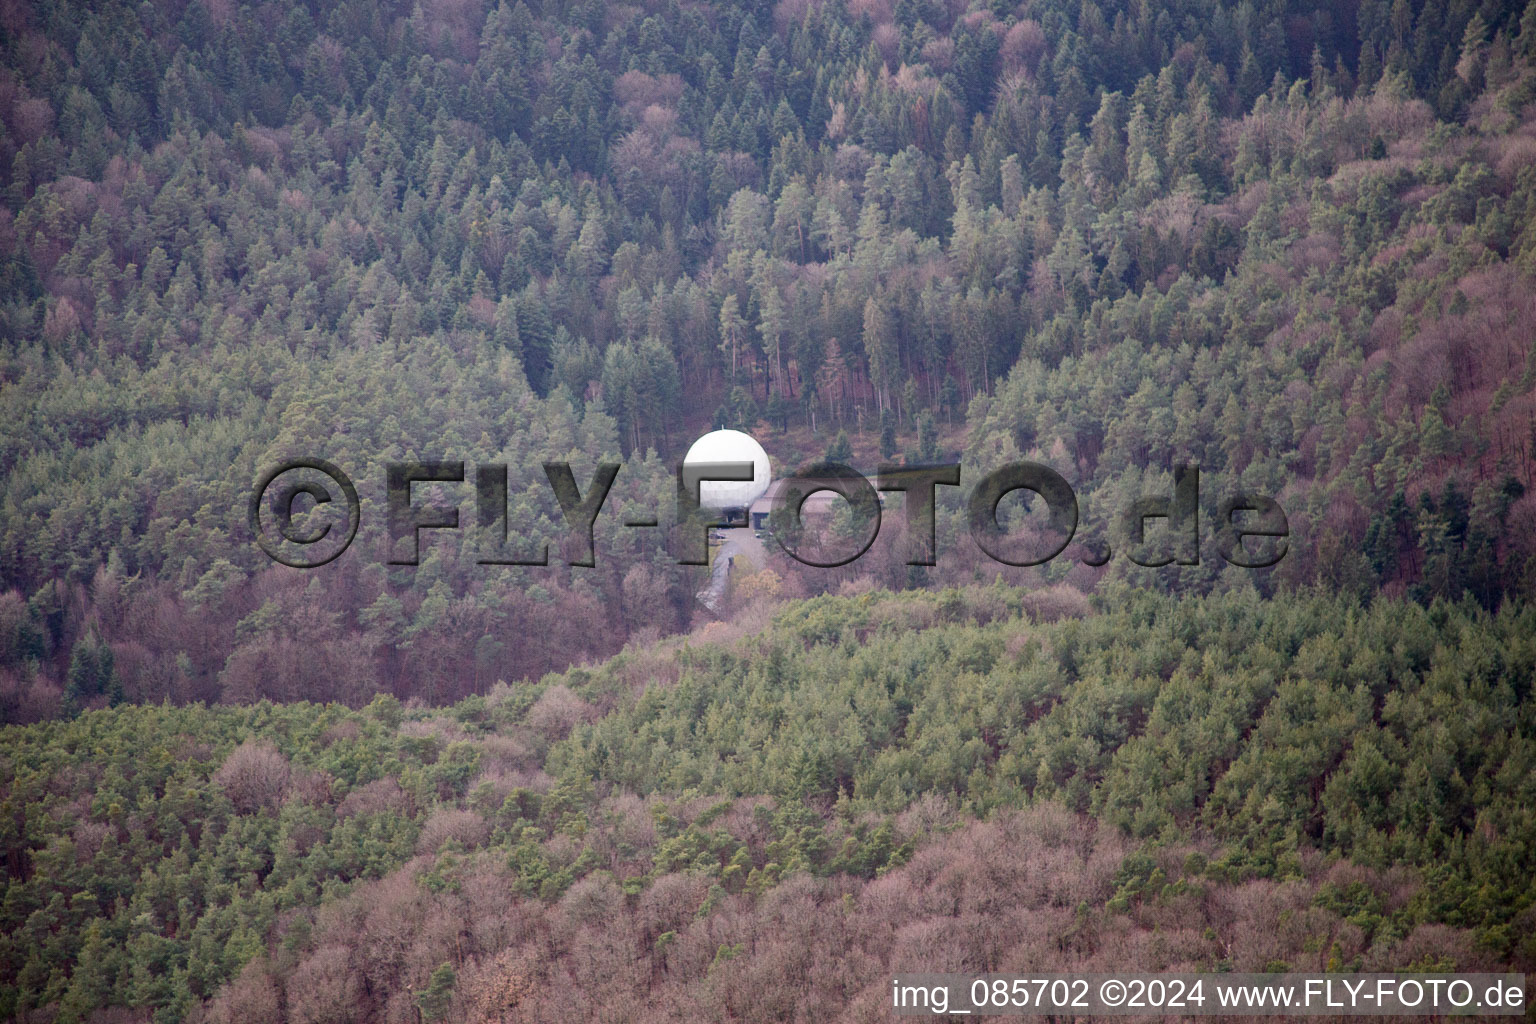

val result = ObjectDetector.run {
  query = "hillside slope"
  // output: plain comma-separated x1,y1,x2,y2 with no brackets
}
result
3,586,1532,1020
3,0,1536,718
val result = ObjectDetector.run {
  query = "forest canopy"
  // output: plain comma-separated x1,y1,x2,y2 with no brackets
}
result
2,0,1536,1019
2,587,1533,1020
3,0,1536,720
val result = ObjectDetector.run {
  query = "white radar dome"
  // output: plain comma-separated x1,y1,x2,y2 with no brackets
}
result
683,429,771,509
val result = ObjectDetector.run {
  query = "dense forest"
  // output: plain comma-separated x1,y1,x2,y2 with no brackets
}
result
2,0,1536,1017
2,0,1536,713
2,588,1533,1021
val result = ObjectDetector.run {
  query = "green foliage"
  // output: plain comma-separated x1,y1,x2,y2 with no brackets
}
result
825,430,854,464
415,962,456,1022
64,631,119,709
0,700,425,1019
4,0,1536,1014
0,0,1534,729
4,588,1532,1021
